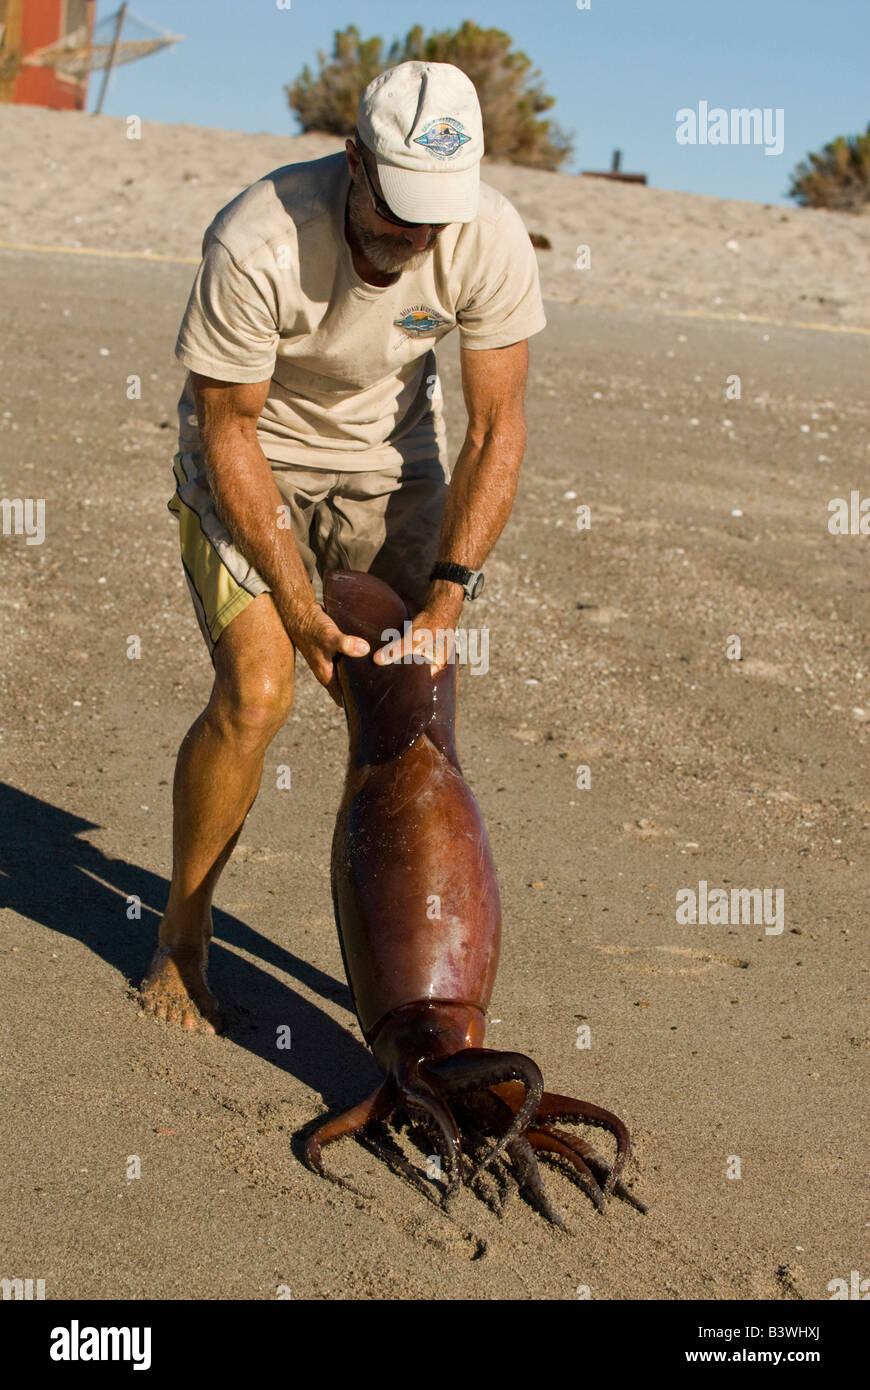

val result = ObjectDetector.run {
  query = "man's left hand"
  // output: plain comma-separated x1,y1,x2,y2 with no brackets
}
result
373,601,462,676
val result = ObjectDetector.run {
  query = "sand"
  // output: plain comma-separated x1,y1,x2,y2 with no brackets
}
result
0,105,867,1302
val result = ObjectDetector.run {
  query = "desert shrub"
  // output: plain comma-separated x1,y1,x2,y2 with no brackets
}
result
789,125,870,212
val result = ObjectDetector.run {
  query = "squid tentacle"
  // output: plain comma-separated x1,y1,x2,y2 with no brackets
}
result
392,1064,465,1196
495,1081,632,1196
356,1122,449,1208
525,1125,608,1211
304,1082,396,1196
422,1048,544,1177
460,1087,567,1228
532,1125,649,1213
503,1132,568,1229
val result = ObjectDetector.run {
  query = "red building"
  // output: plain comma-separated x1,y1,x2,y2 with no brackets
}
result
0,0,95,110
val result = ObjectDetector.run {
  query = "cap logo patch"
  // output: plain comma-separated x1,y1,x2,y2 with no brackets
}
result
413,116,471,158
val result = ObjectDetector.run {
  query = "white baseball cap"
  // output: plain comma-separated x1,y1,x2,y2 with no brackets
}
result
356,61,484,224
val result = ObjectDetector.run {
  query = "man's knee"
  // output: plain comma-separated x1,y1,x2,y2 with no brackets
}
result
209,607,295,750
210,659,295,749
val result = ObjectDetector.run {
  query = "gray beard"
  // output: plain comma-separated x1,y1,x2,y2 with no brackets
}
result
346,179,440,274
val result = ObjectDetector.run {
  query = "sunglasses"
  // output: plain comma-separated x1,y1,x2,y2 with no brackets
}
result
356,150,446,232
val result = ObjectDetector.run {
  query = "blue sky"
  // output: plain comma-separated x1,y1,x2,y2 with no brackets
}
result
89,0,869,205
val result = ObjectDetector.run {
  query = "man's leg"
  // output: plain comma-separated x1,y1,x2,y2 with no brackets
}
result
139,592,295,1032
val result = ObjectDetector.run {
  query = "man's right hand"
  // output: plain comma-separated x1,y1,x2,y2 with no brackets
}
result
286,601,369,706
189,374,370,706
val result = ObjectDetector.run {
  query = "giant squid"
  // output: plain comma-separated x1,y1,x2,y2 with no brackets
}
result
304,569,646,1227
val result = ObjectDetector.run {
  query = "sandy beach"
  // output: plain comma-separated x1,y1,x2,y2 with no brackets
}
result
0,105,867,1300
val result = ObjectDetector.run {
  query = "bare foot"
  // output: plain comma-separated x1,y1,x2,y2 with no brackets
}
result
139,945,221,1034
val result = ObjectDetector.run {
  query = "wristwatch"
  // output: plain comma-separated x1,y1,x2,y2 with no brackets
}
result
429,561,485,600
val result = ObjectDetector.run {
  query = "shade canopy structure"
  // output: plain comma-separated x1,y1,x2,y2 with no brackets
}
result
21,3,181,84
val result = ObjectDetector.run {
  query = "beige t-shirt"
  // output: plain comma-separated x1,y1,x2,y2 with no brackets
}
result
175,151,546,472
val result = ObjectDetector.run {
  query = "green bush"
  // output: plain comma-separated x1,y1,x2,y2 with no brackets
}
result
286,21,572,170
789,125,870,212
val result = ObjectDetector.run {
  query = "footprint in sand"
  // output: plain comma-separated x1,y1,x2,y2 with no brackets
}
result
233,844,289,864
594,943,750,976
622,818,676,841
735,657,789,683
577,604,629,625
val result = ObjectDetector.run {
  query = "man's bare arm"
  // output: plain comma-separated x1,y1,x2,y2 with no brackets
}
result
191,373,368,687
374,339,529,663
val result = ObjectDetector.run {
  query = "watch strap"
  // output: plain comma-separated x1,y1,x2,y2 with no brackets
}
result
430,561,475,587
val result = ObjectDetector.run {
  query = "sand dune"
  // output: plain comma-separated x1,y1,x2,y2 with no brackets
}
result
2,104,869,328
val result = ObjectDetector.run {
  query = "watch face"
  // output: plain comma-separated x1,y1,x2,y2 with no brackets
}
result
469,572,485,599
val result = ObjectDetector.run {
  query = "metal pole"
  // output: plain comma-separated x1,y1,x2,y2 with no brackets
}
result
93,1,126,116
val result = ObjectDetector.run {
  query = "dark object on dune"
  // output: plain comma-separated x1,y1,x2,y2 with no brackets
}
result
581,148,647,186
304,570,646,1226
529,231,552,249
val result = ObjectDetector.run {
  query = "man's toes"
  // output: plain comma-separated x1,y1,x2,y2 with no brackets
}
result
136,969,220,1033
198,1006,219,1035
177,1001,217,1034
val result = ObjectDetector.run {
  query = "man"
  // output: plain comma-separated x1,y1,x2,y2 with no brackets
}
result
140,60,546,1032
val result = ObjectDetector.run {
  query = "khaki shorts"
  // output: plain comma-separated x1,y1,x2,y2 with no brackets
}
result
168,450,450,658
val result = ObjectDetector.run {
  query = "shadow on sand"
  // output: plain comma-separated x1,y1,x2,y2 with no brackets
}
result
0,782,380,1116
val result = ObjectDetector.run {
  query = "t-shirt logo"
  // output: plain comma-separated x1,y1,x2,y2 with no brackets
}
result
394,305,449,334
413,117,471,158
